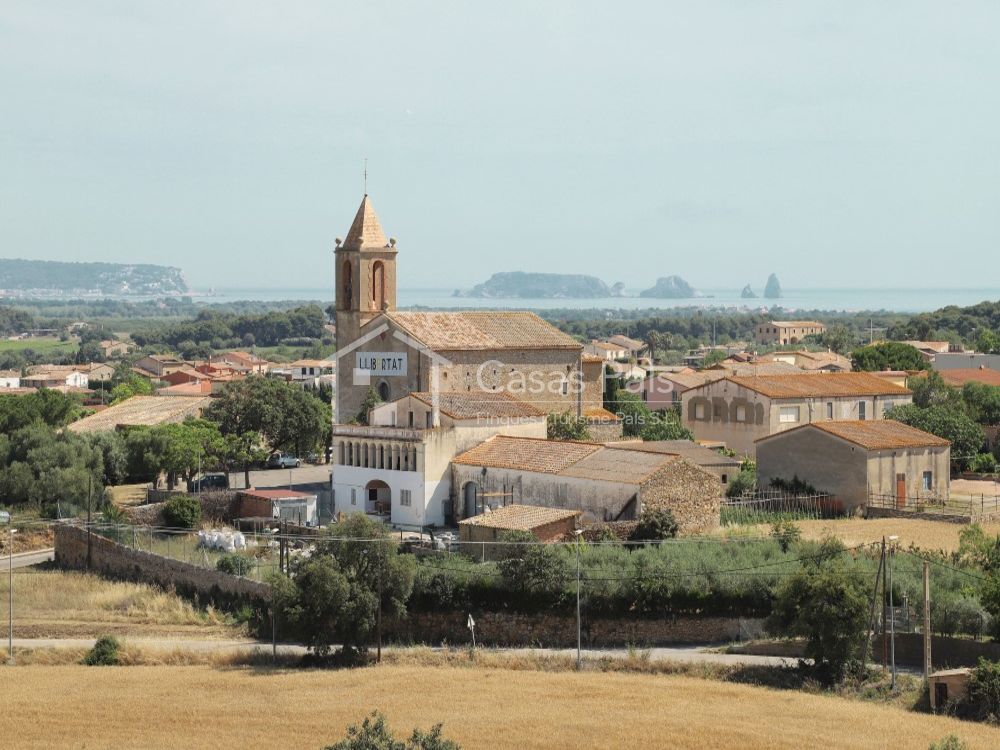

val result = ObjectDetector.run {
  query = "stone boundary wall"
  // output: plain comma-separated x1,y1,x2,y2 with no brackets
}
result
54,524,270,607
386,610,761,648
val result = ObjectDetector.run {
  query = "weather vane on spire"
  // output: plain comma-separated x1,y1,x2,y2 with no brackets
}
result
363,158,368,195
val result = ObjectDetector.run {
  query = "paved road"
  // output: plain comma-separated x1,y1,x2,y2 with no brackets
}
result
7,636,797,667
1,548,54,571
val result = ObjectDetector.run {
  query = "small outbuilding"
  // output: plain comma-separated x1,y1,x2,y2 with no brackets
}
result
239,489,318,526
458,504,580,545
756,420,950,511
929,668,971,711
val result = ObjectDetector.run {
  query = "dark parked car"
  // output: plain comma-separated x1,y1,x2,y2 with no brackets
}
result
187,473,229,492
267,453,301,469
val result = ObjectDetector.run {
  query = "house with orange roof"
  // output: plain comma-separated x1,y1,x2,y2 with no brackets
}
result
682,372,913,456
756,420,950,509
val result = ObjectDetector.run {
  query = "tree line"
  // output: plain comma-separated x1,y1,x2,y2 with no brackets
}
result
130,304,327,350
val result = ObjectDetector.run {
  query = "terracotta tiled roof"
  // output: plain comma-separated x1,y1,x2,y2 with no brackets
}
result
343,194,389,249
654,371,724,390
453,436,600,474
768,321,826,328
608,335,645,350
781,420,950,450
725,372,911,399
452,436,684,484
583,407,621,421
712,362,804,377
409,391,546,419
387,311,580,351
935,369,1000,388
606,439,742,467
68,395,212,433
458,504,580,531
582,354,605,364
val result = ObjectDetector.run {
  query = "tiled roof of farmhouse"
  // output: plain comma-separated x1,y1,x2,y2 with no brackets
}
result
458,504,580,531
386,311,580,351
343,194,389,249
768,420,950,451
769,321,825,328
68,395,212,433
452,435,684,484
726,372,911,399
409,391,546,419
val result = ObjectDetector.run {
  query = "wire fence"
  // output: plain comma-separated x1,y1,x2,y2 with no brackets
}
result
867,492,1000,519
721,491,843,525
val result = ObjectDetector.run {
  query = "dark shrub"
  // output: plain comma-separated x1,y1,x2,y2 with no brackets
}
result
83,635,121,666
630,508,678,542
163,495,201,529
216,553,255,577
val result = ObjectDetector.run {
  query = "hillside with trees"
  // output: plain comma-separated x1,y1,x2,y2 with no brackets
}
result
0,259,187,295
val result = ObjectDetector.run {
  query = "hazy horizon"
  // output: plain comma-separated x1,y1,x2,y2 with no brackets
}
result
2,2,997,291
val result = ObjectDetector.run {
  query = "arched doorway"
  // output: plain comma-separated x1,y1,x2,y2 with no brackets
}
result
462,481,480,519
377,380,390,402
365,479,391,516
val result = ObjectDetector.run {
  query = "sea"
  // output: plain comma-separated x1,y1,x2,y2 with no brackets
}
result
195,287,1000,314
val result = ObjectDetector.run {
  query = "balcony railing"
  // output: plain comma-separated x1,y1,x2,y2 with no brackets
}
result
332,424,423,441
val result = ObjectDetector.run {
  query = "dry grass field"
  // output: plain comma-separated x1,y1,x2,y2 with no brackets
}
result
0,568,240,638
737,517,1000,553
2,663,998,749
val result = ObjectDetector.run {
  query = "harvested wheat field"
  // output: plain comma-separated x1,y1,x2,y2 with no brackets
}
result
3,664,999,750
741,517,1000,553
0,568,239,639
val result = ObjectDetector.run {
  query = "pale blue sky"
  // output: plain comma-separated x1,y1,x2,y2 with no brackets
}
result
1,2,997,291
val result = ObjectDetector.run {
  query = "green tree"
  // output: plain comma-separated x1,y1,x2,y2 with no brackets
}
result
605,388,652,438
850,342,928,372
273,515,415,656
205,376,329,456
908,371,963,409
968,658,1000,721
975,329,1000,355
0,388,81,432
547,413,591,441
701,349,727,368
630,508,679,541
163,495,201,528
496,530,570,606
325,712,460,750
151,419,226,488
767,539,869,685
110,374,153,404
638,409,693,441
818,325,852,355
354,386,382,426
962,382,1000,426
886,403,984,466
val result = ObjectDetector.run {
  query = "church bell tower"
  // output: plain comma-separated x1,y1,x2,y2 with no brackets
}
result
334,194,398,350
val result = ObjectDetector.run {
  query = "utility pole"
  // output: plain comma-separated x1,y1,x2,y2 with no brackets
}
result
86,477,93,571
888,538,897,689
376,558,383,664
881,537,888,671
923,561,932,678
575,529,584,670
7,525,14,665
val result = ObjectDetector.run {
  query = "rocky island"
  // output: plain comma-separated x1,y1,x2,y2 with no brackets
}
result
456,272,614,299
638,275,699,299
764,273,783,299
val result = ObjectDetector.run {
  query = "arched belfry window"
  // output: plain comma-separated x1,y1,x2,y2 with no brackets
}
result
372,260,385,310
342,260,353,309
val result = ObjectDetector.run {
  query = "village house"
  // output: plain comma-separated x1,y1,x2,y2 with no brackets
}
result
22,365,89,389
584,340,629,362
0,369,20,388
754,321,827,346
238,488,318,526
451,435,722,533
754,350,851,372
99,339,131,358
756,420,950,511
682,372,913,456
332,391,548,528
134,354,189,379
209,351,271,374
639,370,722,411
607,334,646,359
85,362,116,383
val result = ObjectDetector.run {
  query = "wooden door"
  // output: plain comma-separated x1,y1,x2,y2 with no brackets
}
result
895,473,906,509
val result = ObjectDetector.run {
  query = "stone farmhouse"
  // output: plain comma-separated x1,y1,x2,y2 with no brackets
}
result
754,320,826,346
756,420,950,511
682,372,913,457
451,436,722,533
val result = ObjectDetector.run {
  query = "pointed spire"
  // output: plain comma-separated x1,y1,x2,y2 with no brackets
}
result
343,194,388,250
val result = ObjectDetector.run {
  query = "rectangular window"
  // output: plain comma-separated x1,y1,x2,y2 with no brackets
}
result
561,379,568,395
735,405,746,422
779,406,800,423
923,471,932,491
713,402,723,418
350,488,356,506
400,489,412,507
695,403,705,419
826,402,833,420
858,401,867,420
408,411,414,427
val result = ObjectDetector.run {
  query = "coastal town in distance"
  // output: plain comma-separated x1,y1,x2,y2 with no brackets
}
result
3,3,1000,749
